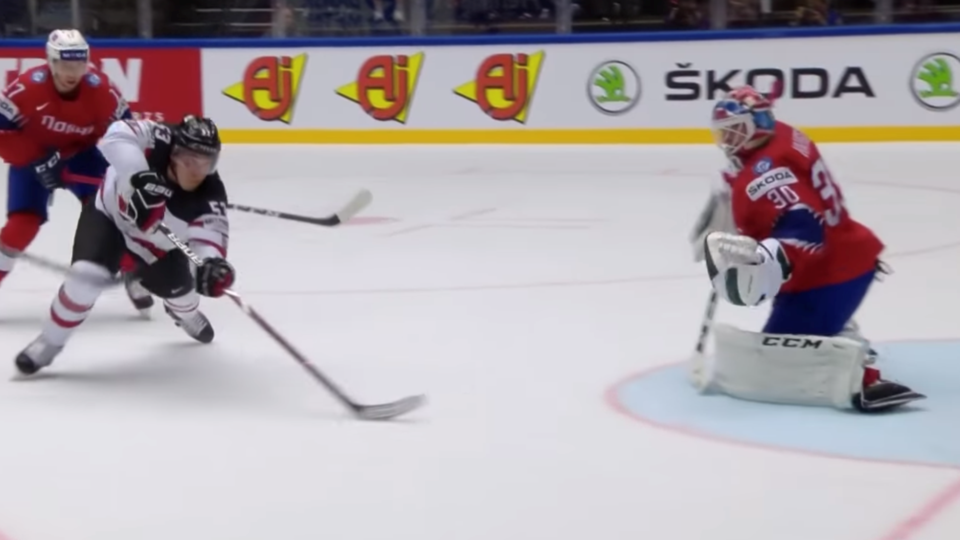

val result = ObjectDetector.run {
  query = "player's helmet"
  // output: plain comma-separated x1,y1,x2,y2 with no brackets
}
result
45,29,89,64
175,115,221,155
173,115,221,173
710,85,776,158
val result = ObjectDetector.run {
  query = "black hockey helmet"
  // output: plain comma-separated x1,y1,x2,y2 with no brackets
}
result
174,115,221,157
172,115,220,176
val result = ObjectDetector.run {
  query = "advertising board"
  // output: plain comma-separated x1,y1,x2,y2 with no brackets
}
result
1,28,958,143
0,47,202,124
199,33,960,143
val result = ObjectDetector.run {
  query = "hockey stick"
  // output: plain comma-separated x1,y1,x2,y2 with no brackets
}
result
225,191,372,227
694,290,718,356
156,222,425,421
63,172,373,228
688,290,718,390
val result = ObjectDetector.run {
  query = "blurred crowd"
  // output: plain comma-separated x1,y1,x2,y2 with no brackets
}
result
0,0,957,38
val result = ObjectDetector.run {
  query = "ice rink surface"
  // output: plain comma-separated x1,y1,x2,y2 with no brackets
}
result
0,142,958,540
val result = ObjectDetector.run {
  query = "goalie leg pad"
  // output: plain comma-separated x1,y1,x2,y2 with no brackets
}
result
696,324,868,409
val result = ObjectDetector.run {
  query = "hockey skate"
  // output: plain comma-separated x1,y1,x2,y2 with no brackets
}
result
853,367,925,412
164,304,214,344
124,273,154,318
15,336,63,376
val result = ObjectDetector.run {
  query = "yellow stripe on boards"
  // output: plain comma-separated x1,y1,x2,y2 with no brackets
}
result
218,126,960,144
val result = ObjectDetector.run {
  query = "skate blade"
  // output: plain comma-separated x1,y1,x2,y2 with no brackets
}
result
858,391,927,412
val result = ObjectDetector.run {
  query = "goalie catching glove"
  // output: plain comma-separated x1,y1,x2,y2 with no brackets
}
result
703,231,791,307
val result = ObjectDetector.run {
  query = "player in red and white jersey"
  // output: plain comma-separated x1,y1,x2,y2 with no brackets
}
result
0,29,131,293
688,85,923,413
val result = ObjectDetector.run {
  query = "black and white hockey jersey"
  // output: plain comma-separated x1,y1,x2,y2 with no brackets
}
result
94,119,229,264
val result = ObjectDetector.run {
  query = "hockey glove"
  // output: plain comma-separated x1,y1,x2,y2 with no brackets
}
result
196,257,235,297
32,151,64,190
704,232,790,307
122,171,173,233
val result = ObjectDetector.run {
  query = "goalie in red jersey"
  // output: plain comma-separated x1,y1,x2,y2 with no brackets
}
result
688,85,924,413
0,29,154,313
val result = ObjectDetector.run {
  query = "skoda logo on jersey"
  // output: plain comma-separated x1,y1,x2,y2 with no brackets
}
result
31,70,46,83
85,73,101,87
746,167,796,201
753,157,772,174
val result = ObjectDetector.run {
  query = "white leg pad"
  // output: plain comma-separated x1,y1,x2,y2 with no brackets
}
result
692,324,868,409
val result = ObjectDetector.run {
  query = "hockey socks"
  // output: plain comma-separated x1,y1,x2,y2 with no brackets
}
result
43,261,111,346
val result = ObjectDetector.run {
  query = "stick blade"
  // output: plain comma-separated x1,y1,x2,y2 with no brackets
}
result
336,189,373,223
355,394,426,421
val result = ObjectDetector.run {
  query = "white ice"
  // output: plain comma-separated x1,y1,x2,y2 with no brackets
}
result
0,142,958,540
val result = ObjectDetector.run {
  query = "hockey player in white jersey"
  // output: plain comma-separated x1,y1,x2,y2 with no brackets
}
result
15,115,236,375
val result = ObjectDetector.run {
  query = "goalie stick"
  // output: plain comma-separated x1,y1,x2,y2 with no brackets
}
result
694,290,718,357
156,222,425,421
63,172,373,228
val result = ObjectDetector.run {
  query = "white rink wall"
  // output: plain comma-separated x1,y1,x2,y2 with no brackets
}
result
2,26,959,143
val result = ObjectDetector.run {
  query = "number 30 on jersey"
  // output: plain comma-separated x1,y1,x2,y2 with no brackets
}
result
760,160,845,227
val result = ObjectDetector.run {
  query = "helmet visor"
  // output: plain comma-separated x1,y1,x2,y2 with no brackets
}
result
172,146,218,177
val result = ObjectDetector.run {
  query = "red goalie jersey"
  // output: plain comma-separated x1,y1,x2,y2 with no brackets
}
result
725,121,883,293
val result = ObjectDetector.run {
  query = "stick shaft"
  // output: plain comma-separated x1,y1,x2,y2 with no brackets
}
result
156,222,369,417
695,290,718,354
64,173,370,228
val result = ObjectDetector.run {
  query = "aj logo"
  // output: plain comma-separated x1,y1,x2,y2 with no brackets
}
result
454,52,545,123
223,54,307,123
337,53,424,123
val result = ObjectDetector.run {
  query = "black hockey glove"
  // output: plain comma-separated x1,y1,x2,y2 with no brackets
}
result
32,151,64,190
196,257,235,297
123,171,173,232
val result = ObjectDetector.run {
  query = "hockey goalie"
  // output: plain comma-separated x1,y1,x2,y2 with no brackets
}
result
688,85,924,413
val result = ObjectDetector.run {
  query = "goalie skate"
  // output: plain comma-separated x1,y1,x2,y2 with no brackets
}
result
854,367,925,412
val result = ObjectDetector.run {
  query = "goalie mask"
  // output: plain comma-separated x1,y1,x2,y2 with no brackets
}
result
710,85,775,158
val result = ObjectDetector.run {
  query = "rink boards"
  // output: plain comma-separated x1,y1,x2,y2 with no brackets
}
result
1,25,959,143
